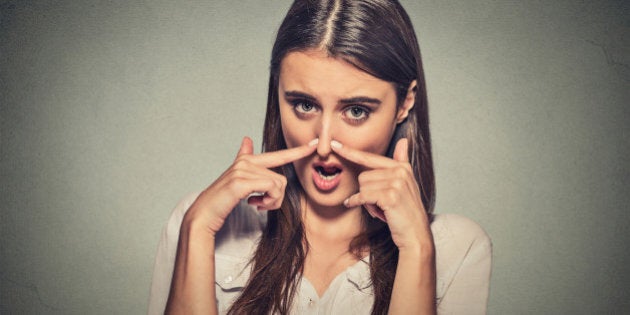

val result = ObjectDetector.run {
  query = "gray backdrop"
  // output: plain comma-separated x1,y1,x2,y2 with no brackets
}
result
1,0,628,313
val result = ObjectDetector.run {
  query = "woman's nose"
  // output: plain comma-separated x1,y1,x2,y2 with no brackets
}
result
315,118,333,158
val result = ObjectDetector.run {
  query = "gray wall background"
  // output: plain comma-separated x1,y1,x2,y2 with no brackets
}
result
1,0,628,313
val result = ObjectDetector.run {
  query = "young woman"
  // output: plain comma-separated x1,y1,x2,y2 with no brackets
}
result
149,1,491,314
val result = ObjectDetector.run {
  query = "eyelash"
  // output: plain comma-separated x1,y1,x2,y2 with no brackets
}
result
342,105,371,124
288,99,372,124
291,100,317,116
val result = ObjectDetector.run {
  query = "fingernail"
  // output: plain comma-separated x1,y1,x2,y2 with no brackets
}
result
343,198,349,207
331,140,342,149
308,138,319,146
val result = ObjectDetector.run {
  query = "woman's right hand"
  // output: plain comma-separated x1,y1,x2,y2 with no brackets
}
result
167,136,317,314
183,136,318,235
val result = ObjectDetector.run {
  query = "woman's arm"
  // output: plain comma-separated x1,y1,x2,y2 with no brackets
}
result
165,216,218,314
163,137,316,313
389,242,436,314
333,139,436,314
435,214,492,314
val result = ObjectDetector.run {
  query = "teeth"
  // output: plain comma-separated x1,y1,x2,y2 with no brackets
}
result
317,168,339,181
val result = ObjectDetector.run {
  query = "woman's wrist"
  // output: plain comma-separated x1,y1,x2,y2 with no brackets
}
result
167,210,218,315
397,238,435,262
181,204,225,238
396,222,435,256
391,238,436,315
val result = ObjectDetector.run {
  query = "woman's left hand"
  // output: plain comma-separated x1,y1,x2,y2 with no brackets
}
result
331,138,433,253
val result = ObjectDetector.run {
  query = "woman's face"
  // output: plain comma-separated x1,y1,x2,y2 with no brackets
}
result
278,49,412,210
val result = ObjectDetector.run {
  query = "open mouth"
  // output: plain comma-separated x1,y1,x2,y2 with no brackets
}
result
315,165,342,179
312,163,343,191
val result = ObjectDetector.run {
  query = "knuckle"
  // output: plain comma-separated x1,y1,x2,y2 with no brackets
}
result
278,175,287,187
271,179,282,191
385,189,398,204
231,168,245,178
394,166,408,178
392,178,407,191
227,180,241,194
274,198,284,209
359,195,367,205
233,157,250,169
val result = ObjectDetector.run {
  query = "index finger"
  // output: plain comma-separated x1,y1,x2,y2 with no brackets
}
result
330,140,397,169
254,138,318,168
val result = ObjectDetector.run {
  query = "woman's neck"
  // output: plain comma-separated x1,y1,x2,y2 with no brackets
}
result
301,195,364,243
300,195,368,297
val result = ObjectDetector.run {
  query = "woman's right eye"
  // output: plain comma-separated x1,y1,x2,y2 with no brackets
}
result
292,100,316,115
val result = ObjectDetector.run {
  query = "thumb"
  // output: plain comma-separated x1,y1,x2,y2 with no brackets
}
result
236,136,254,157
392,138,409,162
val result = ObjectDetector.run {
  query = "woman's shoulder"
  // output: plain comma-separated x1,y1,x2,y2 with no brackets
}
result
431,213,491,248
430,212,492,266
430,213,492,310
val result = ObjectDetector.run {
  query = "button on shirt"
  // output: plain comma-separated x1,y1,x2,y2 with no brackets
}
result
148,192,492,314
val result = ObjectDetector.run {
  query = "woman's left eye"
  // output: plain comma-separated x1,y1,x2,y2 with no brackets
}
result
343,106,370,122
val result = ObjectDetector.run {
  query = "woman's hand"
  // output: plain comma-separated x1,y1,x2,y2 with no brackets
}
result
166,136,316,314
185,136,318,235
332,138,432,252
332,137,436,314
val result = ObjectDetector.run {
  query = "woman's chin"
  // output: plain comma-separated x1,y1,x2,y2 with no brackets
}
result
308,196,344,209
301,186,350,209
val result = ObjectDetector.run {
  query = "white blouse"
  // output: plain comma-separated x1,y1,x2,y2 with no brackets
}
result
148,192,492,314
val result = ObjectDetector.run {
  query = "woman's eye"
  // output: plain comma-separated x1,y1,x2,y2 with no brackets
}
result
344,106,370,122
293,101,316,114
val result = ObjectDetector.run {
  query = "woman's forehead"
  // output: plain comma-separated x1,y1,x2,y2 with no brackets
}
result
278,50,396,100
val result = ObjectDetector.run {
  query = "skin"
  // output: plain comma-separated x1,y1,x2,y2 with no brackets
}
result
166,49,436,314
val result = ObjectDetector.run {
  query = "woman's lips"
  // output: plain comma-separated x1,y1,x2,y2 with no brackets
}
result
312,163,342,192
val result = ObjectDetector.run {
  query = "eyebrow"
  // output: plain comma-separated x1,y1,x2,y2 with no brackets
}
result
284,91,316,102
284,91,382,105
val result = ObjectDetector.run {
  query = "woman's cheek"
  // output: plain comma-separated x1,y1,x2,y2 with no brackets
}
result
281,124,299,149
281,117,314,148
283,130,308,148
341,132,391,156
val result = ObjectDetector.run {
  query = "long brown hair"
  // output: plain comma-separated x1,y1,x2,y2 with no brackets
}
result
229,1,434,314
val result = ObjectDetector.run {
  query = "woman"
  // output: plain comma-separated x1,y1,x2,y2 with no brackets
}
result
149,0,491,314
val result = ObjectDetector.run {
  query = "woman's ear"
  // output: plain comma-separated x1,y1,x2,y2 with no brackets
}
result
396,80,417,123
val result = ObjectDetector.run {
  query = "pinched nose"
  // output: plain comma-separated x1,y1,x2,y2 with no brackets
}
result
315,118,333,158
316,131,332,158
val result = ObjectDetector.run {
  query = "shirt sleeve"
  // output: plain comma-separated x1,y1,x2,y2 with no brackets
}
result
146,193,265,315
146,192,199,315
434,214,493,315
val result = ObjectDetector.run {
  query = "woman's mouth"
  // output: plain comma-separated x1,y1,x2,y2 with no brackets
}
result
312,163,342,191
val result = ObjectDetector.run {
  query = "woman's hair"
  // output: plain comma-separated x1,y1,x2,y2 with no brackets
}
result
229,0,434,314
